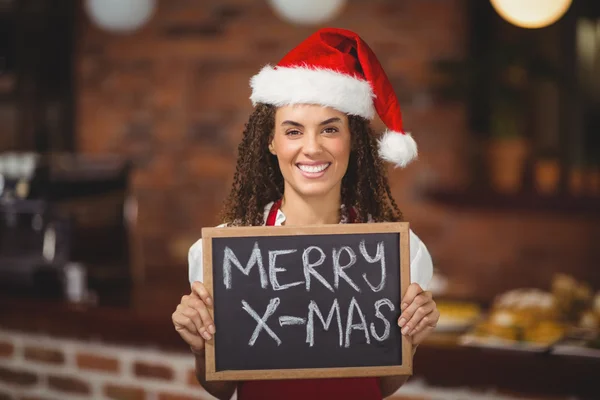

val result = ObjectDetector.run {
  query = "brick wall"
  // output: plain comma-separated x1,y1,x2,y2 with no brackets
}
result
74,0,599,300
75,0,469,283
0,329,210,400
0,329,564,400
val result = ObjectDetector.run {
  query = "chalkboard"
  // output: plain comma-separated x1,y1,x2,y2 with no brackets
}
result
201,223,412,381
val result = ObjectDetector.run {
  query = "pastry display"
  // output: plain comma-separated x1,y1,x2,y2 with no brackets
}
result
574,290,600,331
466,288,564,346
549,279,600,358
551,273,593,323
593,291,600,314
523,320,566,344
578,310,599,330
492,288,558,321
460,274,599,350
436,301,481,331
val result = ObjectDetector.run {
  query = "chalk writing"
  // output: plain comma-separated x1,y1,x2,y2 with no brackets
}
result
345,297,369,347
333,246,360,292
279,316,306,326
223,241,387,294
244,297,396,348
269,249,304,291
302,246,333,292
360,240,386,292
370,298,395,341
242,298,282,346
307,299,342,347
223,243,267,289
213,230,402,371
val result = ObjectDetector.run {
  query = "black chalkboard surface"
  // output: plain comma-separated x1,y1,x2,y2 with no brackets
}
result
201,223,411,381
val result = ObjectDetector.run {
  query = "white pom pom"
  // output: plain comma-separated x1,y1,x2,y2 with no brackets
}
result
377,130,418,168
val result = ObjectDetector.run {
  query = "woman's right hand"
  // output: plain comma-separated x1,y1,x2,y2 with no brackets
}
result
172,281,216,353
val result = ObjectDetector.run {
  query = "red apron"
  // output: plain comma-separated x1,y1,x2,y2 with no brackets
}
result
237,200,381,400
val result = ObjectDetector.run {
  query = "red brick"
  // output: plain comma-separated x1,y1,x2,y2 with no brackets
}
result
0,342,13,358
76,353,119,373
47,375,90,394
158,394,204,400
104,384,145,400
0,366,38,386
133,361,173,381
23,346,64,365
187,369,201,387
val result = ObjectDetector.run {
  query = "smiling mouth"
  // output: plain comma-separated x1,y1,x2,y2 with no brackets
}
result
296,163,331,174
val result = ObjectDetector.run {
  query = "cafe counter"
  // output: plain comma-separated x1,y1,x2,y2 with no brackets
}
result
0,284,598,400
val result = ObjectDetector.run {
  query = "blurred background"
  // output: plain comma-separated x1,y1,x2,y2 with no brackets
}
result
0,0,599,399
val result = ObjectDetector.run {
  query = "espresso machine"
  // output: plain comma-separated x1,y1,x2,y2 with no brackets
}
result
0,152,133,305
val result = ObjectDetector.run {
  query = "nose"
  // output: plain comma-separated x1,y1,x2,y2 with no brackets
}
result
302,132,323,156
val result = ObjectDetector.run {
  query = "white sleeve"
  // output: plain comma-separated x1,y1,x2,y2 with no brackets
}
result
188,238,204,284
409,230,434,290
188,224,229,284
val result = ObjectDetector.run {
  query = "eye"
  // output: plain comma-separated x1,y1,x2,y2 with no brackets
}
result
285,129,302,136
322,127,339,134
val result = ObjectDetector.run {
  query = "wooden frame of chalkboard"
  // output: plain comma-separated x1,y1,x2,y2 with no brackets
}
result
202,222,412,381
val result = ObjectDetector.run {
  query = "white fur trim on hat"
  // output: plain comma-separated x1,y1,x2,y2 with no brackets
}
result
378,130,418,168
250,65,375,119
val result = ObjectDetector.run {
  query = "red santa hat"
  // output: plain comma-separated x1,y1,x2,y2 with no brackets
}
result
249,27,417,168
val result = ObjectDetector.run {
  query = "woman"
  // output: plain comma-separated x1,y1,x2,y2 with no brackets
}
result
172,28,440,400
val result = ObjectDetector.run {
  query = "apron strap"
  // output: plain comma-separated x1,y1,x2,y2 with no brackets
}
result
266,199,282,226
348,206,357,223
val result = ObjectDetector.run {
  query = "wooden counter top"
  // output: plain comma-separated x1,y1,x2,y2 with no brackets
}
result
0,281,189,352
1,286,599,399
414,333,599,399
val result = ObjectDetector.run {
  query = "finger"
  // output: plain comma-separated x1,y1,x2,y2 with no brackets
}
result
180,306,205,336
411,325,436,346
176,325,205,351
408,307,439,336
400,283,425,311
191,281,213,306
173,309,206,350
172,311,202,337
181,294,215,337
400,299,435,335
398,291,432,330
188,298,216,337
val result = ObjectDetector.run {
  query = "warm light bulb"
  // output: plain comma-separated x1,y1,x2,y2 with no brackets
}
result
268,0,346,25
85,0,156,33
490,0,572,29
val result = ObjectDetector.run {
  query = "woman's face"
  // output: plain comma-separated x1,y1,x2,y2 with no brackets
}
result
270,104,352,198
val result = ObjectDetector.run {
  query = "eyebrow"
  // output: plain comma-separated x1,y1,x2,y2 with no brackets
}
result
281,117,342,128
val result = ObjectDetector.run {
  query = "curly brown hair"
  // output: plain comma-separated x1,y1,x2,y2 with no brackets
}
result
219,104,403,226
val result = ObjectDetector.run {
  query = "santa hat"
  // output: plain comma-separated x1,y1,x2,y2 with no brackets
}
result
249,27,417,168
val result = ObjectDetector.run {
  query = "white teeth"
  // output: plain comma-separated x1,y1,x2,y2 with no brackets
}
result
297,163,329,173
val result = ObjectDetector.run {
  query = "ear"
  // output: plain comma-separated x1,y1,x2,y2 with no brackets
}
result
268,141,276,155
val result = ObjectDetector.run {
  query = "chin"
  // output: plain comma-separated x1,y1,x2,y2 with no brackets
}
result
290,182,339,198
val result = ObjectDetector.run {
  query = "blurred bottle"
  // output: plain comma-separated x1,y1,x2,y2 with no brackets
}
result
63,262,88,303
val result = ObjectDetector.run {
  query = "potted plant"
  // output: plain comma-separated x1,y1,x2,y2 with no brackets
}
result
431,36,560,194
533,147,561,195
487,97,529,194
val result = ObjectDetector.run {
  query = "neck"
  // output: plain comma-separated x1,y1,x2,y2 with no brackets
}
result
279,188,342,226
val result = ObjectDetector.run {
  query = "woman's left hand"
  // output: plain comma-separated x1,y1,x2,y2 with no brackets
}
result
397,283,439,346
